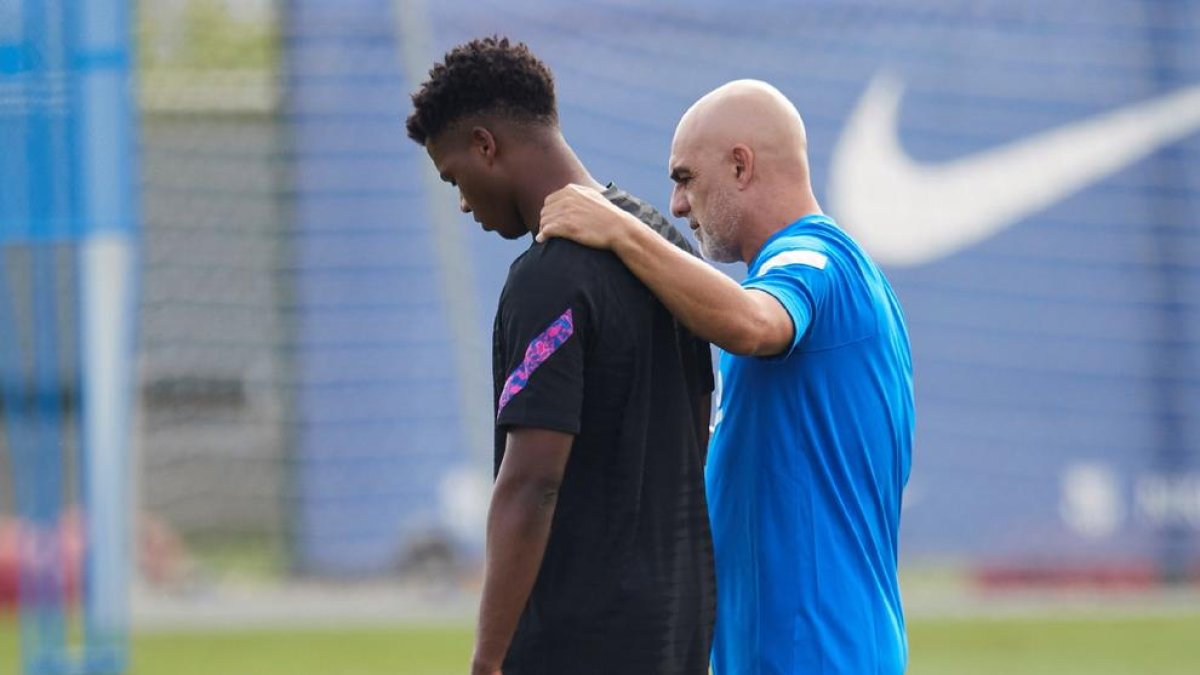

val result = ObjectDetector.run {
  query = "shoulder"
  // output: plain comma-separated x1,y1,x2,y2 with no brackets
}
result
605,186,699,257
752,233,835,279
504,238,621,296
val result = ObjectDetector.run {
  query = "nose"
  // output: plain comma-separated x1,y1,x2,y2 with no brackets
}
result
670,184,689,219
459,194,471,214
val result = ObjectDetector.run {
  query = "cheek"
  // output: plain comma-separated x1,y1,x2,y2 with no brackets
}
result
459,181,492,215
466,174,498,207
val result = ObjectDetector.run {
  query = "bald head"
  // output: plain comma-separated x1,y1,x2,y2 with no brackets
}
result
667,80,822,264
673,79,809,176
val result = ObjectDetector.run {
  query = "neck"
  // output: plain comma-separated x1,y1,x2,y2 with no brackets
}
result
516,130,605,235
739,189,822,264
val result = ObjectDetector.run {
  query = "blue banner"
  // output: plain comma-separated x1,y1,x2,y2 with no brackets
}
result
284,0,1200,576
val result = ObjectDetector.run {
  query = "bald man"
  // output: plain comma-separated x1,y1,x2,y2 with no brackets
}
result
539,80,914,674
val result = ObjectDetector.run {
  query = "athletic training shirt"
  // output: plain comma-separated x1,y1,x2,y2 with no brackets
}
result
492,186,716,675
707,214,914,674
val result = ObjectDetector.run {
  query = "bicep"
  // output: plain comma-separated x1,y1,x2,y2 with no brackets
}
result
496,266,589,432
745,288,799,357
498,427,574,490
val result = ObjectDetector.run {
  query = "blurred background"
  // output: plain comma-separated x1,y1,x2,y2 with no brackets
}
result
2,0,1199,673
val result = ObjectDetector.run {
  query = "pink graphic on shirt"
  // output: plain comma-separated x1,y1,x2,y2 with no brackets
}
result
497,309,575,416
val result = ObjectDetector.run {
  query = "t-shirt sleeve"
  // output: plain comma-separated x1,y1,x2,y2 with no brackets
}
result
495,255,590,434
741,247,832,359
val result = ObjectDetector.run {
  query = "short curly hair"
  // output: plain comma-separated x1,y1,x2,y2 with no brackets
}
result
406,36,558,145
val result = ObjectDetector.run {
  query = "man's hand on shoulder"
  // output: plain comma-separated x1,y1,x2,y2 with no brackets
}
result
538,184,639,251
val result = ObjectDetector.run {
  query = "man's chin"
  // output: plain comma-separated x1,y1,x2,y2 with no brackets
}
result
477,221,511,239
497,227,529,241
699,243,739,264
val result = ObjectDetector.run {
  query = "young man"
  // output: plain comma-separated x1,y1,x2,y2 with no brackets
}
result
406,37,715,675
540,80,914,674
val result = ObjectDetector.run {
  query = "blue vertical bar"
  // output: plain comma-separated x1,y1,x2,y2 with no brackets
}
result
17,0,71,672
0,255,64,675
28,247,69,675
75,0,137,670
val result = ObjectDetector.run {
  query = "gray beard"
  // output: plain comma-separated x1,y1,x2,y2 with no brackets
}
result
697,226,740,263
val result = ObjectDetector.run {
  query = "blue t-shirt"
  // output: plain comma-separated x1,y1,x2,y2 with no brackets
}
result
707,214,914,674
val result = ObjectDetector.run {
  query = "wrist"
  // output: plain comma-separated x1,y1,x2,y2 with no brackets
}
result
610,211,645,257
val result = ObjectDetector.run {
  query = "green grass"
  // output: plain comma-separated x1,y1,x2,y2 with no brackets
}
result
4,613,1200,674
134,625,470,675
908,615,1200,675
0,615,12,665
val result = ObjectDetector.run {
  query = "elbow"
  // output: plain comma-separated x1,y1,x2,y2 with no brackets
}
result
721,311,777,357
494,473,562,516
721,333,761,357
530,479,561,512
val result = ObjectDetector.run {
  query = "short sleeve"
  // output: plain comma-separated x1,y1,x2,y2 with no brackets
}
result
742,247,831,359
495,256,590,434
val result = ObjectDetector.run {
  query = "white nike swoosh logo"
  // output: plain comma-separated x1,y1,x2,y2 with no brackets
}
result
828,73,1200,266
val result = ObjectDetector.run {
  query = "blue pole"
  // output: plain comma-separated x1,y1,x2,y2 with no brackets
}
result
74,0,138,671
17,1,70,673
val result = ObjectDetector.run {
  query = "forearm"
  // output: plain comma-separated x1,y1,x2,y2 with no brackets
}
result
472,479,559,672
615,219,774,354
537,184,792,353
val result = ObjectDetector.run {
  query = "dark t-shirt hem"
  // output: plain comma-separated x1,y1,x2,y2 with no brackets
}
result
496,413,581,436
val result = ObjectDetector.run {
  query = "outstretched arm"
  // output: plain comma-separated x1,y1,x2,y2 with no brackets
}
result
539,185,792,356
471,427,573,675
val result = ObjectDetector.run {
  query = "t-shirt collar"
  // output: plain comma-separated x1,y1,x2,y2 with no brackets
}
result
749,213,833,270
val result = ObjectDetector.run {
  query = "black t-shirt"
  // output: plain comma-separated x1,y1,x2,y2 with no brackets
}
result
492,186,716,675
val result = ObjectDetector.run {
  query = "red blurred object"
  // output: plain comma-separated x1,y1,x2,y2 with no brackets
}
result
1,511,196,610
0,518,17,610
0,513,84,611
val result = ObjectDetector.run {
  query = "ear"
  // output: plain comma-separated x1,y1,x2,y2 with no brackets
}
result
731,144,754,189
471,126,498,165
